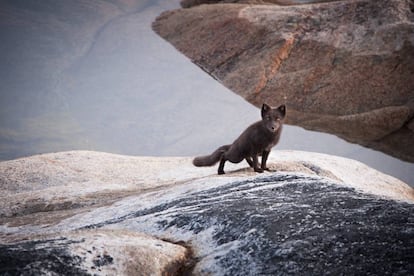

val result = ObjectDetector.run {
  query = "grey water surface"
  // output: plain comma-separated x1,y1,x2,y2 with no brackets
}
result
0,0,413,186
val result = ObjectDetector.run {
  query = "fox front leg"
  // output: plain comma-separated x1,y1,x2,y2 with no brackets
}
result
252,155,264,173
261,150,270,171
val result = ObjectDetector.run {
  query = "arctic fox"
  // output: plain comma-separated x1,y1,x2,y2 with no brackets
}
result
193,103,286,174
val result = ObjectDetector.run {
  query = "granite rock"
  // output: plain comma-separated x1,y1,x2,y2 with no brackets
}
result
152,0,414,161
1,151,413,274
0,229,189,275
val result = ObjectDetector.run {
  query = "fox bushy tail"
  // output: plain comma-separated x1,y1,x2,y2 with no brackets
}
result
193,145,231,167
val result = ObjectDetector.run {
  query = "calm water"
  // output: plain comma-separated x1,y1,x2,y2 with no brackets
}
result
0,0,413,186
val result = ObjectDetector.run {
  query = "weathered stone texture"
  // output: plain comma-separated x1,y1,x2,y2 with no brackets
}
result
1,151,413,274
153,0,414,161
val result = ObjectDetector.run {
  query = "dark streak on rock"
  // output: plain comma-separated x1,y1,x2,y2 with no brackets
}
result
92,253,113,267
0,238,88,275
82,173,414,275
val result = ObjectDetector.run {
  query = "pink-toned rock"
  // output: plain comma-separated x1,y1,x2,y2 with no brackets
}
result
180,0,340,8
152,0,414,161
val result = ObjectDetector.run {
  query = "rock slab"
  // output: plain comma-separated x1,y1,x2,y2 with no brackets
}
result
152,0,414,161
100,174,414,275
1,151,414,275
0,229,189,275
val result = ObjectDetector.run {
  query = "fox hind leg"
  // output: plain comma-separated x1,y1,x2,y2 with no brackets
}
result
245,157,254,168
218,157,226,175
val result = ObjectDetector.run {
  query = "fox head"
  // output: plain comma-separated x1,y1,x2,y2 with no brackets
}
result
261,103,286,133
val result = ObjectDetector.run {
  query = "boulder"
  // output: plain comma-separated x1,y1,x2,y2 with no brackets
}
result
152,0,414,161
180,0,340,8
0,229,190,275
1,151,413,274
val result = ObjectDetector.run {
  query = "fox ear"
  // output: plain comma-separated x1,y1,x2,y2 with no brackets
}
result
278,104,286,117
261,103,271,118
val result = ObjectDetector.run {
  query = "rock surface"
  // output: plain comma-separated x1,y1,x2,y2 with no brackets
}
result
180,0,340,8
1,151,413,274
0,229,189,275
152,0,414,162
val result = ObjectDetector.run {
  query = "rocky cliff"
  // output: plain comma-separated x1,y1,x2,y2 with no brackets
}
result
152,0,414,162
1,151,413,274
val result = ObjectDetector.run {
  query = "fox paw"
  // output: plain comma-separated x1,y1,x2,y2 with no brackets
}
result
254,168,264,173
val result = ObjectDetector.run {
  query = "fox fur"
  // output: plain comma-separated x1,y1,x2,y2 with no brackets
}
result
193,103,286,175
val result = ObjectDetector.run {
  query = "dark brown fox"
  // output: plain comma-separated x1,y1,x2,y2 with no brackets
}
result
193,103,286,175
